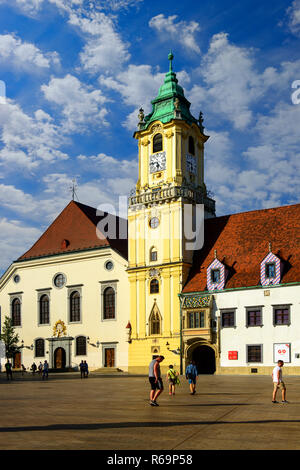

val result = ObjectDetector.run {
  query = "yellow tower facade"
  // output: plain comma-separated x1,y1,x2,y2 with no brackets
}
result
127,54,215,373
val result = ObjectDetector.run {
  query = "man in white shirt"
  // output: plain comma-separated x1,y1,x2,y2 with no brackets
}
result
272,360,288,403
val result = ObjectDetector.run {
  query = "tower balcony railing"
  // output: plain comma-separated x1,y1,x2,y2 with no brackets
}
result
128,185,215,214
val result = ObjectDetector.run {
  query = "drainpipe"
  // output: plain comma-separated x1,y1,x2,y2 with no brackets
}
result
179,294,184,375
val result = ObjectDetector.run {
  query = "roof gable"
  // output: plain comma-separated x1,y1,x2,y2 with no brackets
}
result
18,200,128,261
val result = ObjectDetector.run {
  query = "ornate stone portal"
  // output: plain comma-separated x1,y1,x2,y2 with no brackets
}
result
47,321,74,369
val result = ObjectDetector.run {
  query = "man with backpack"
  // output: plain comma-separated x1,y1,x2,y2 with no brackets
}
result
185,360,198,395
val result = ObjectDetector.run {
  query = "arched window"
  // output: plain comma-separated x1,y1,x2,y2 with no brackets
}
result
11,298,21,326
70,291,81,322
103,287,115,319
150,310,161,335
150,279,159,294
35,338,45,357
76,336,87,356
39,294,49,324
188,136,195,155
153,133,163,153
150,247,158,262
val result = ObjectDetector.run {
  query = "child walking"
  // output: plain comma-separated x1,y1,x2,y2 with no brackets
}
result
166,364,180,395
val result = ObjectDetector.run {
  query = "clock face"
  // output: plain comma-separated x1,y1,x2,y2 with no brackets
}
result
149,217,159,229
149,151,166,173
186,154,197,175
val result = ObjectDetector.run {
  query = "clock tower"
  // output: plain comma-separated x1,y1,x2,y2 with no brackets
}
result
127,53,215,373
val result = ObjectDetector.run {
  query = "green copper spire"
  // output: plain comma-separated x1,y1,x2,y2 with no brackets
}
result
140,53,198,130
168,51,174,71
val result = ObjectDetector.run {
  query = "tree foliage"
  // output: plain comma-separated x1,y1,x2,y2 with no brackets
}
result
0,316,20,359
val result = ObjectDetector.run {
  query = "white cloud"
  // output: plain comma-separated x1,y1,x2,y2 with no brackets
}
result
0,218,42,271
41,74,109,132
100,64,190,130
68,11,130,74
0,100,68,170
149,14,201,53
286,0,300,36
0,34,60,71
190,33,264,130
0,0,45,15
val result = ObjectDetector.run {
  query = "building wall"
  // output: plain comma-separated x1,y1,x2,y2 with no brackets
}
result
214,284,300,374
0,248,129,371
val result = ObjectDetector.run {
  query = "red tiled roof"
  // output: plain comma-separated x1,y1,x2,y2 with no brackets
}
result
18,200,128,261
183,203,300,293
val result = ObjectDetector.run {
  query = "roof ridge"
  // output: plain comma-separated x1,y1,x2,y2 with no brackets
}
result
212,201,300,221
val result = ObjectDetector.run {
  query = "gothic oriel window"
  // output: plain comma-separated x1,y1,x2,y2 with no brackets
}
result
150,311,161,335
76,336,87,356
39,294,49,324
70,291,81,322
187,311,205,328
103,287,115,319
11,298,21,326
153,133,163,153
150,279,159,294
35,338,45,357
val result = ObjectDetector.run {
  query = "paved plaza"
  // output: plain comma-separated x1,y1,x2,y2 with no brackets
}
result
1,372,300,450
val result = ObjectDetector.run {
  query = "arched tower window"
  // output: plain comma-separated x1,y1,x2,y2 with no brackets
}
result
11,298,21,326
150,278,159,294
103,287,115,319
39,294,49,324
153,133,163,153
70,291,81,322
188,136,195,155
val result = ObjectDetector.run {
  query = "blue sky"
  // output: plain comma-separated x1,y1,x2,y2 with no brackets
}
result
0,0,299,271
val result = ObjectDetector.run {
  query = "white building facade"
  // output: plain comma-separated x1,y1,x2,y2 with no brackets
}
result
0,201,130,372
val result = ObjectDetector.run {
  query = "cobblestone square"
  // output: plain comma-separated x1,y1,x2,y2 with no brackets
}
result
1,372,300,451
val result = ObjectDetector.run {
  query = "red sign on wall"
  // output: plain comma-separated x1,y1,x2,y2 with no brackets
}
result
228,351,238,360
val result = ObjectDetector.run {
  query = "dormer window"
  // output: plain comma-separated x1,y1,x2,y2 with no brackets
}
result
260,251,281,286
265,263,276,279
153,133,163,153
211,269,220,283
207,257,226,291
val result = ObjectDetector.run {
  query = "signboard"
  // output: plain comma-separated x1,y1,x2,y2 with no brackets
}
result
274,343,291,363
228,351,238,360
0,340,6,359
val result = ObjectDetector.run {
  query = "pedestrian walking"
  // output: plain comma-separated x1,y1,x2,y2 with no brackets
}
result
185,360,198,395
5,360,13,381
84,360,89,378
166,364,180,395
31,362,37,375
148,355,165,406
272,360,288,403
79,360,85,379
38,362,43,376
42,360,49,380
21,364,26,376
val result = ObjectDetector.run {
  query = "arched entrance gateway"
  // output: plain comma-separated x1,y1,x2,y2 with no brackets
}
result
54,347,66,369
186,342,216,374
